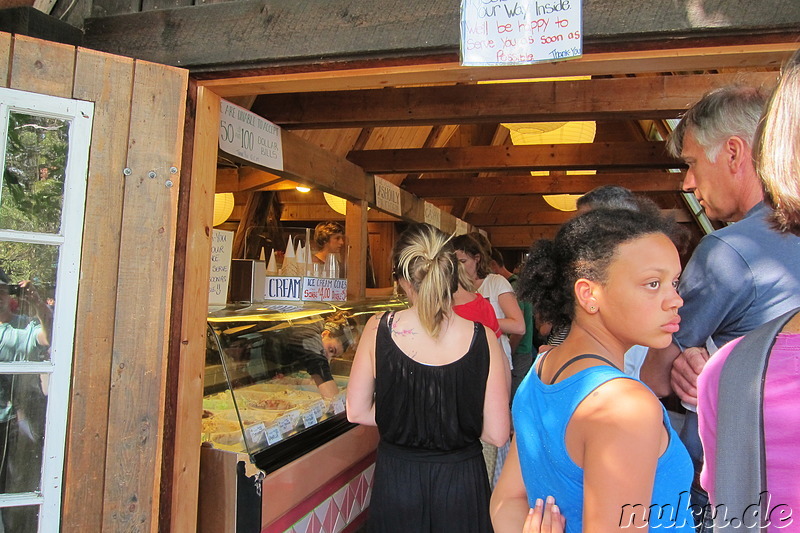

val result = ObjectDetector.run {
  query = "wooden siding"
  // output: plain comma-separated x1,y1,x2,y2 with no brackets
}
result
0,33,191,533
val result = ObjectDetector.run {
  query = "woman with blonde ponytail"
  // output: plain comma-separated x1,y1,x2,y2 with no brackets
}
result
348,223,511,533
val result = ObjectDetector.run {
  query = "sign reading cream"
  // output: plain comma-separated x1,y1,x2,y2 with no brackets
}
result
460,0,582,65
209,229,234,306
424,201,442,229
219,99,284,170
374,176,402,216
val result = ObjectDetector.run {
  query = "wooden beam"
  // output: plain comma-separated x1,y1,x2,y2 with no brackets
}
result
485,225,560,247
83,0,800,76
404,172,685,197
280,204,401,222
467,208,691,226
348,142,681,174
252,71,778,128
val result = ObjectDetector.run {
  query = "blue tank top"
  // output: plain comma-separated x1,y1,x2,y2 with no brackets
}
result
512,357,695,532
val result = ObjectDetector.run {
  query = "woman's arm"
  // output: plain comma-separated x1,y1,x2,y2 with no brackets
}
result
345,314,380,426
491,437,530,532
575,379,665,532
497,291,526,336
480,325,511,446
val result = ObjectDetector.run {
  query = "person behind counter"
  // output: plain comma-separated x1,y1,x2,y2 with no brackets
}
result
312,221,345,264
281,311,354,399
347,223,510,533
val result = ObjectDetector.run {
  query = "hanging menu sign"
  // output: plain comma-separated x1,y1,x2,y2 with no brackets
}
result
424,201,442,229
460,0,582,66
219,99,284,171
374,176,402,216
209,229,233,307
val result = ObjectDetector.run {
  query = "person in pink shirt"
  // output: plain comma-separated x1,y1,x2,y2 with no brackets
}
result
697,48,800,532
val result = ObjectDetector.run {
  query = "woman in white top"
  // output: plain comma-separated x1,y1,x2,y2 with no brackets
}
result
452,233,525,367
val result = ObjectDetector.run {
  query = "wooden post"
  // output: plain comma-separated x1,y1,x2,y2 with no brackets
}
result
345,199,368,300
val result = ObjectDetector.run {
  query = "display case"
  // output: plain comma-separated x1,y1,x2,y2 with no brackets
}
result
203,297,405,471
200,297,406,533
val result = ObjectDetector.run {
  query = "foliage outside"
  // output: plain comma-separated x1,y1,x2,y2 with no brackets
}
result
0,112,68,286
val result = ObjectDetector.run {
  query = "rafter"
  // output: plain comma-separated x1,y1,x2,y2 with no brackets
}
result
252,72,777,128
348,142,682,174
467,208,691,226
404,172,684,197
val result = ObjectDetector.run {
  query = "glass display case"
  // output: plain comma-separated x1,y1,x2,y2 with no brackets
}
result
202,297,406,473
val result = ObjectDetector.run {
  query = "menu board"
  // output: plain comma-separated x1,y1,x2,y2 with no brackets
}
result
460,0,582,66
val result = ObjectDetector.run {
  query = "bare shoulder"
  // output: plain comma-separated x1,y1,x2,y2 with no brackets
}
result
577,377,664,432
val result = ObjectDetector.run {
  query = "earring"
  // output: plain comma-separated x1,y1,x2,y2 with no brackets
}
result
589,306,596,312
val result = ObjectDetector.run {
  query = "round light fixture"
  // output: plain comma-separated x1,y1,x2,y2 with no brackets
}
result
213,193,235,226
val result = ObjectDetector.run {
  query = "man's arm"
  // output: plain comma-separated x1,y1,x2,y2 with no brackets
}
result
639,343,681,397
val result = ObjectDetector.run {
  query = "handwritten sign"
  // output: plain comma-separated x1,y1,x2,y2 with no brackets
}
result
265,276,303,301
424,201,442,229
302,277,348,302
460,0,582,65
219,99,284,170
209,229,234,306
455,218,470,236
375,176,402,216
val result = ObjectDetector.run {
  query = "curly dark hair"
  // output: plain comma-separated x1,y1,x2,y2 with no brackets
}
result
516,208,683,329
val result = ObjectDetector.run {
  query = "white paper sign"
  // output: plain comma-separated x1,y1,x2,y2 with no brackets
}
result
265,276,303,301
460,0,582,66
374,176,402,216
455,219,470,236
302,277,348,302
219,99,284,170
424,201,442,229
209,229,234,306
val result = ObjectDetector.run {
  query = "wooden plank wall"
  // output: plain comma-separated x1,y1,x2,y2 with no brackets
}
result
0,33,190,532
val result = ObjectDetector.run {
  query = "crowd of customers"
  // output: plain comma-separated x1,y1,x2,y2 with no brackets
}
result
345,47,800,532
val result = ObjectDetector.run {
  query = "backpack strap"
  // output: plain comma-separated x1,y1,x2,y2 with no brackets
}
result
715,307,800,531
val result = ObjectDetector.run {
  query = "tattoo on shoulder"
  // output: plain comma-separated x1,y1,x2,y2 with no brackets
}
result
391,324,417,339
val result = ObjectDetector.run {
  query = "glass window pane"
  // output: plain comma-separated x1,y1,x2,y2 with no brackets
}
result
0,372,48,497
0,504,40,532
0,112,69,234
0,242,57,363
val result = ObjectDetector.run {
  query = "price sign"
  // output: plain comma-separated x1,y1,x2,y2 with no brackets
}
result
311,400,327,419
277,415,294,435
245,423,267,447
332,395,345,415
219,99,284,170
285,409,302,428
302,410,318,428
265,424,283,446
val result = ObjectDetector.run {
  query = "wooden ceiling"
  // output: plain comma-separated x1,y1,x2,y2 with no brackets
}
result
210,43,795,250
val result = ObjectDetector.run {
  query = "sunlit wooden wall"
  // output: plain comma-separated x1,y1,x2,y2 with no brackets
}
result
0,32,190,532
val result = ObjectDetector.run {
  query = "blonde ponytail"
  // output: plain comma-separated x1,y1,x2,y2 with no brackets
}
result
392,224,458,337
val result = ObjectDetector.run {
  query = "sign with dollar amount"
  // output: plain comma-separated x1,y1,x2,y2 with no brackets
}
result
219,99,284,170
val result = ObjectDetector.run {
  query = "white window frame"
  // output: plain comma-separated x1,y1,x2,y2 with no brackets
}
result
0,86,93,532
